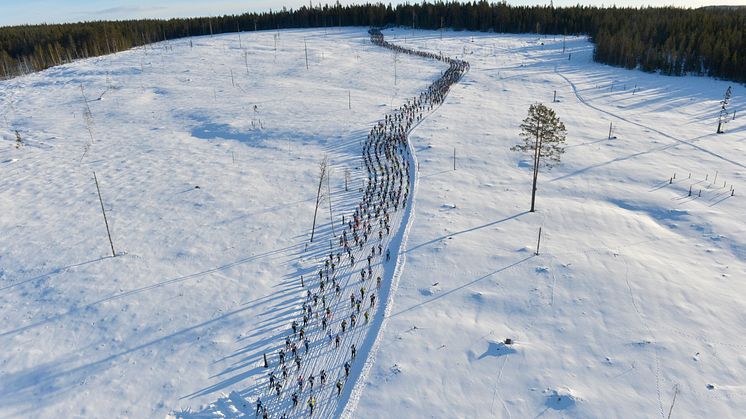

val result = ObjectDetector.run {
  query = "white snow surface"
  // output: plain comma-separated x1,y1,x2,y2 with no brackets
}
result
1,26,746,419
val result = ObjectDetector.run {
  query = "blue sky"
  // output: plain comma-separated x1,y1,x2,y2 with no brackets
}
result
1,0,744,26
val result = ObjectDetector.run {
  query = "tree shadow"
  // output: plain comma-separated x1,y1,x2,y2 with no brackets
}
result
0,255,112,293
389,255,534,319
477,341,516,360
405,211,529,254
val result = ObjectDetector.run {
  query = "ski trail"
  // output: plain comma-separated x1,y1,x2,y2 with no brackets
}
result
555,70,745,170
341,30,469,419
176,29,468,419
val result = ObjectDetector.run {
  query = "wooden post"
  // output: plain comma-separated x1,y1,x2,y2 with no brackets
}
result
535,227,542,256
688,185,692,196
237,22,242,49
608,122,613,139
553,90,556,103
230,69,234,87
348,90,351,110
244,51,249,75
93,172,116,257
304,40,309,70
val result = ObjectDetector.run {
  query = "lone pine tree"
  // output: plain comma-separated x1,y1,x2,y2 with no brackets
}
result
512,103,567,212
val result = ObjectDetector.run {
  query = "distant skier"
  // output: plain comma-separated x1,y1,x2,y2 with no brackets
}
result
263,353,268,368
308,396,316,416
336,379,343,396
351,344,357,360
344,361,351,377
255,398,262,416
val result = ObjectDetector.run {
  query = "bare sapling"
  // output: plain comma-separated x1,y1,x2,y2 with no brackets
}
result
310,156,328,242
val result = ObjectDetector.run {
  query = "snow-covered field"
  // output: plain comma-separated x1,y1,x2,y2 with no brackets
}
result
2,26,745,419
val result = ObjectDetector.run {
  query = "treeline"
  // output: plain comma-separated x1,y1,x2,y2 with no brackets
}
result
0,2,744,83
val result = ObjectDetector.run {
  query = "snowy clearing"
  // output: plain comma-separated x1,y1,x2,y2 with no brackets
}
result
1,26,745,419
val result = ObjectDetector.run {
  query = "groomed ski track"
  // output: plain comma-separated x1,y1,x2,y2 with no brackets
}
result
176,29,468,419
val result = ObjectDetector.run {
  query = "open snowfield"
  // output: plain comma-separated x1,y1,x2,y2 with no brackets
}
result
0,27,444,418
1,25,745,419
356,29,746,419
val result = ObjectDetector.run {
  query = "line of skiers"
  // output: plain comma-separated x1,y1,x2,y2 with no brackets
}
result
252,29,469,419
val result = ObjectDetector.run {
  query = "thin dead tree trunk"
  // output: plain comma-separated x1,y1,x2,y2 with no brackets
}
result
327,166,336,237
310,156,328,242
93,171,116,257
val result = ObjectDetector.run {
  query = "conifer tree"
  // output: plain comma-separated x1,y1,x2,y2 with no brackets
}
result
512,103,567,212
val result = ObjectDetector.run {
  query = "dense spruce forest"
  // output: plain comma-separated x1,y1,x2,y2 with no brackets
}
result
0,2,744,83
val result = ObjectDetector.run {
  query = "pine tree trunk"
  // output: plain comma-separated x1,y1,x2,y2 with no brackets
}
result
530,126,541,212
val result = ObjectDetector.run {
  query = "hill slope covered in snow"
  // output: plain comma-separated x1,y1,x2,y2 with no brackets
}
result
1,27,745,419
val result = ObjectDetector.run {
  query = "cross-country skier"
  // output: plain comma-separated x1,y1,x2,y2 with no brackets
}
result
308,396,316,415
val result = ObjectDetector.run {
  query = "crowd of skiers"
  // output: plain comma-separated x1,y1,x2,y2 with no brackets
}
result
251,29,468,419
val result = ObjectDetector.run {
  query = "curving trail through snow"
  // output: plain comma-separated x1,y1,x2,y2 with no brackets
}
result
176,29,468,419
555,69,745,170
